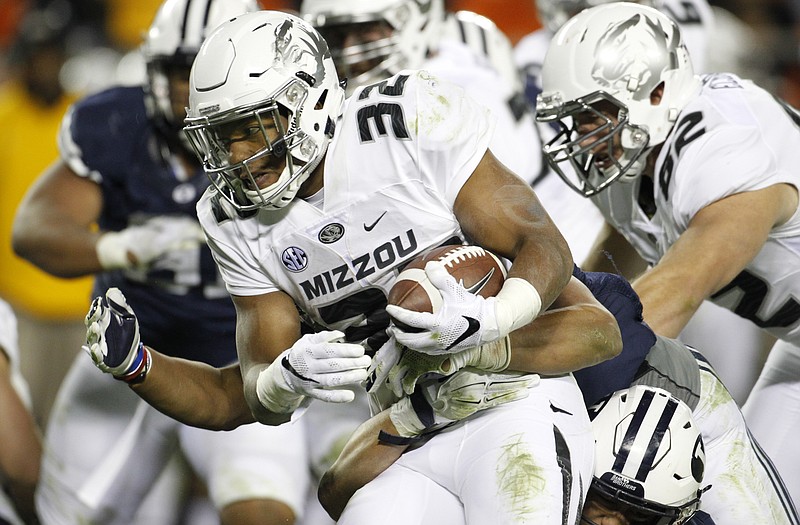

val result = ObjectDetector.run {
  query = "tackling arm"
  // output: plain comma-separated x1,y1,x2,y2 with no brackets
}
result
633,184,797,337
317,410,407,521
131,355,255,431
507,276,622,374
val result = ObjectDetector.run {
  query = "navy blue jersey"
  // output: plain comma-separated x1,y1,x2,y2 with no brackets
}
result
65,86,236,366
572,266,657,406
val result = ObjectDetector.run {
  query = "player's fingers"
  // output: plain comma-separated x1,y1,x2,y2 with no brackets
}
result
310,371,369,390
385,305,431,329
305,355,371,375
310,341,366,360
307,387,357,404
424,260,458,291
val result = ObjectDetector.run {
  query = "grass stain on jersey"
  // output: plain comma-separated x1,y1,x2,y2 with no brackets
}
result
700,368,731,411
496,433,546,520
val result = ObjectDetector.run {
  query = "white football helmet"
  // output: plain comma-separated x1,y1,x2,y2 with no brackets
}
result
141,0,259,138
534,0,663,34
183,11,345,211
535,3,700,196
301,0,444,94
587,385,705,525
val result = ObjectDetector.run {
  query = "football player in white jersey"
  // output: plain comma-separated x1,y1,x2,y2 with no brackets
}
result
0,298,41,525
80,9,629,524
518,0,772,429
11,1,314,524
295,3,570,519
535,2,800,507
515,0,713,260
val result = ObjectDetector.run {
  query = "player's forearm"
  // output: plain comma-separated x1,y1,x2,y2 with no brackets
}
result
318,409,407,520
131,349,257,430
241,363,295,426
0,368,41,524
508,302,622,374
632,271,703,338
509,230,573,313
12,218,105,277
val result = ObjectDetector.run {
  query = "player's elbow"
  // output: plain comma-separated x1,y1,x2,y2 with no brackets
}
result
11,224,72,278
587,305,624,365
317,468,346,521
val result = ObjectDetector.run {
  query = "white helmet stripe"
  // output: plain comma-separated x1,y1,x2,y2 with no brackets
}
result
613,388,679,481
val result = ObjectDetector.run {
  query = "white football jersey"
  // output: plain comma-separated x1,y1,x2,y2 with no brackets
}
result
591,73,800,344
198,70,493,340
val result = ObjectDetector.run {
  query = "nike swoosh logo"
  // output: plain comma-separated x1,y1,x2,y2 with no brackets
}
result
460,269,495,295
363,211,387,232
445,316,480,351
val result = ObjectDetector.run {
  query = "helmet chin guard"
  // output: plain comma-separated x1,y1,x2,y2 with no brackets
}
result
183,12,345,211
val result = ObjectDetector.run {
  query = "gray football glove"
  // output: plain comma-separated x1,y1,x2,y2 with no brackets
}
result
388,369,537,438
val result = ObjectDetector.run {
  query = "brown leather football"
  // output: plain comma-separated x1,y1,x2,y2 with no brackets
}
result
388,244,507,317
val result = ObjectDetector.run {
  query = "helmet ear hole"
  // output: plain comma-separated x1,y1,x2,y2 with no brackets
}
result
650,82,665,105
315,89,328,110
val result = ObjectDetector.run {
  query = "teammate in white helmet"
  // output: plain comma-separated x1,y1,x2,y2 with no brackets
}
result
518,0,770,433
0,299,41,525
535,1,800,505
11,1,314,524
79,9,627,524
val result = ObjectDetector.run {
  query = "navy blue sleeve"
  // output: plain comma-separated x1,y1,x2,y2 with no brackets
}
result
571,265,657,406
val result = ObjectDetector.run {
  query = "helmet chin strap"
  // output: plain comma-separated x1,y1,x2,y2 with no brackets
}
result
618,146,653,183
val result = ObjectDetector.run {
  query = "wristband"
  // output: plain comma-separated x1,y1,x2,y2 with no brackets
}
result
377,430,421,446
255,357,305,414
470,335,512,372
494,277,542,336
115,343,151,384
388,396,427,438
96,231,132,270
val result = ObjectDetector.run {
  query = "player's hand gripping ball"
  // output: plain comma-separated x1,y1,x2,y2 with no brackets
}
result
386,244,507,354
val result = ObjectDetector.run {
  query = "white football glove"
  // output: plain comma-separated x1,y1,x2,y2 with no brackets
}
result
83,288,151,383
365,335,404,394
96,215,206,270
387,336,512,397
386,261,541,355
388,369,537,438
256,330,371,414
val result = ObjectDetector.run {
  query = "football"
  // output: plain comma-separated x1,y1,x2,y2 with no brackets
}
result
388,244,507,317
